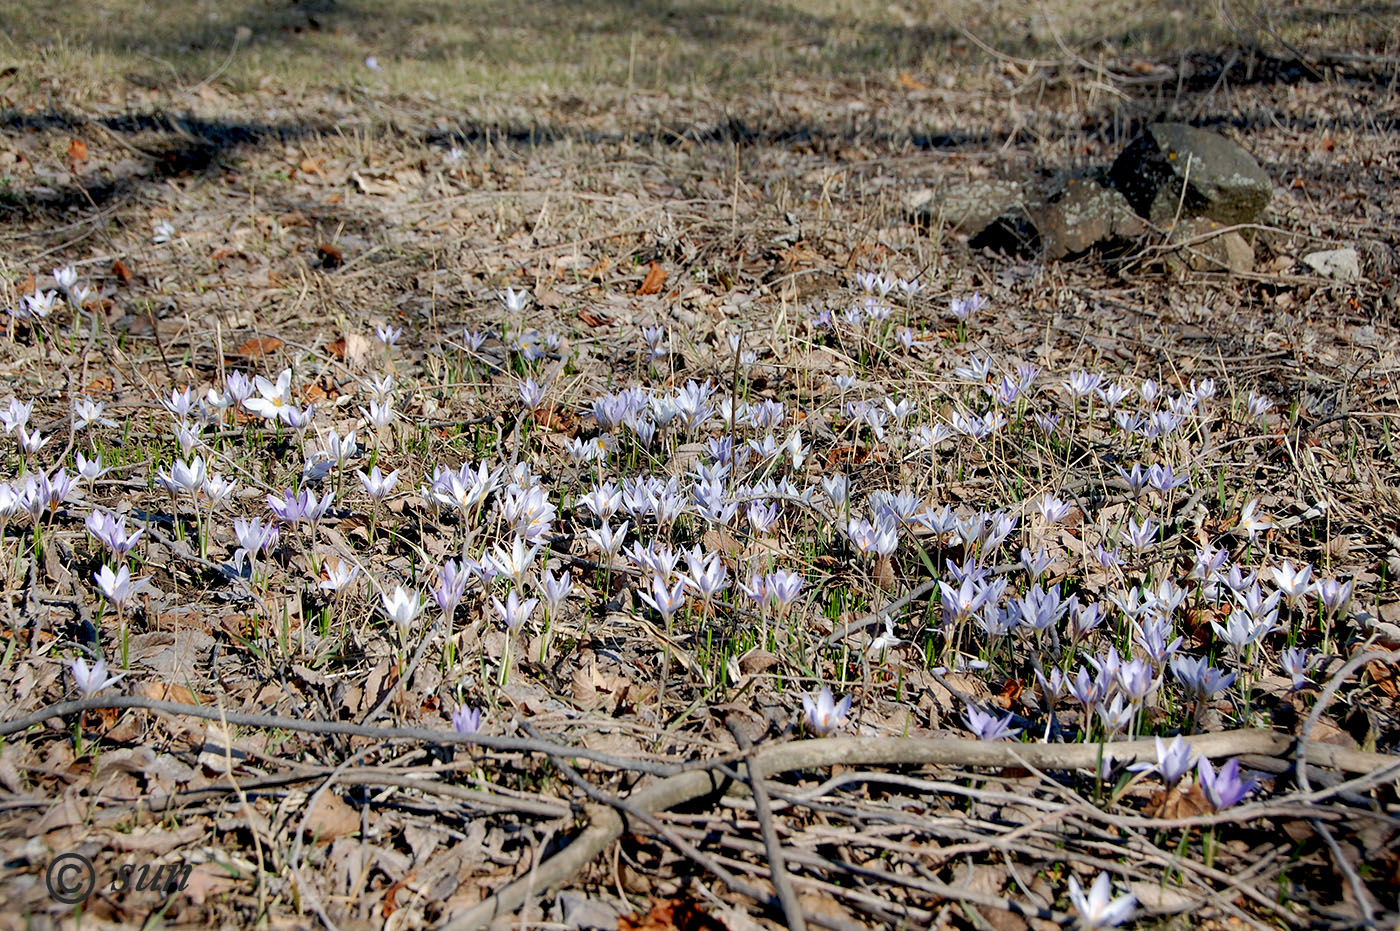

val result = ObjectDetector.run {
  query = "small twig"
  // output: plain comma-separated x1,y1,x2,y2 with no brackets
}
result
1297,648,1399,793
727,717,807,931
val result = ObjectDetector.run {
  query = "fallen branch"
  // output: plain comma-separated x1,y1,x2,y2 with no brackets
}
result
439,730,1399,930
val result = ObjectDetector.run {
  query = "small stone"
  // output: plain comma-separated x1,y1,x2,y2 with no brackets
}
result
1110,123,1272,226
1169,216,1253,274
1302,247,1361,282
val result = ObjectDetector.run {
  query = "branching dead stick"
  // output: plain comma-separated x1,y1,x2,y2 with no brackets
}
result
505,725,857,931
438,730,1398,929
1296,648,1399,793
0,696,684,776
827,578,936,645
727,719,807,931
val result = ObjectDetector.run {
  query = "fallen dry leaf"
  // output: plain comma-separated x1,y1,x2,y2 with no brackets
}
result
305,790,361,843
232,335,284,358
1149,782,1211,819
637,261,667,295
67,137,88,161
317,242,344,268
618,898,728,931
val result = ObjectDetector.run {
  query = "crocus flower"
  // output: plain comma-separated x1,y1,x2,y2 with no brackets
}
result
1130,735,1195,789
518,378,544,410
94,564,149,610
243,369,294,423
488,535,542,586
585,519,629,560
157,456,207,495
638,573,688,625
765,570,805,613
1270,560,1314,609
1170,655,1236,700
1196,757,1256,810
432,559,470,618
361,399,395,429
75,451,107,481
1280,647,1320,691
491,589,538,631
540,569,573,617
85,510,143,557
963,705,1021,741
1095,695,1135,737
358,465,400,500
500,287,530,314
802,687,851,736
1314,577,1353,617
320,559,361,592
1037,495,1072,524
1238,498,1271,541
380,586,423,629
69,657,125,696
233,516,278,555
681,548,729,604
72,397,111,430
452,706,482,734
1067,872,1136,928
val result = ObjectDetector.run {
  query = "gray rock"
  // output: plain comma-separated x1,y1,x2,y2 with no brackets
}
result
909,179,1026,234
1302,247,1361,281
552,891,623,930
1109,123,1272,226
1168,216,1254,274
1030,173,1147,259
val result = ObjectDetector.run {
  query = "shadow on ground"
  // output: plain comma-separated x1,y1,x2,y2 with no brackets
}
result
0,40,1390,229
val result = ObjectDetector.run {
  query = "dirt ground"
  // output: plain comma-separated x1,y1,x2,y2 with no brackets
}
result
1,3,1399,929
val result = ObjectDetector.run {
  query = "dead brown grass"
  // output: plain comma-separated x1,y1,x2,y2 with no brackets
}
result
1,2,1399,929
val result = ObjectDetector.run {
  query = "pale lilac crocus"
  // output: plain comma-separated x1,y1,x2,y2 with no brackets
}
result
358,465,400,500
802,687,851,736
242,369,295,423
94,564,148,610
157,456,206,495
233,516,278,555
1314,577,1353,617
491,589,538,631
452,705,483,734
85,510,143,557
319,559,361,592
433,559,470,619
540,569,573,617
380,586,423,630
681,548,729,604
69,657,125,697
1238,498,1271,541
1170,655,1236,700
585,519,629,560
765,570,805,613
75,451,107,482
1067,872,1136,928
1196,757,1257,810
1280,647,1320,691
1130,735,1195,789
963,705,1021,741
1270,560,1314,609
638,573,688,626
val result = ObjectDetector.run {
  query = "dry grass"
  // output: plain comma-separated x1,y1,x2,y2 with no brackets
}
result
1,2,1399,930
